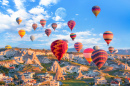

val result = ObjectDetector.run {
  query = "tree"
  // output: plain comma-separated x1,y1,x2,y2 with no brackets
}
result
0,81,5,85
8,83,15,86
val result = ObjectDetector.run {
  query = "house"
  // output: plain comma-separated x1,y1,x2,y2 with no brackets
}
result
110,80,120,86
37,72,53,81
95,77,107,86
18,71,35,79
125,78,130,84
9,66,15,72
50,80,59,86
0,73,13,84
86,70,99,77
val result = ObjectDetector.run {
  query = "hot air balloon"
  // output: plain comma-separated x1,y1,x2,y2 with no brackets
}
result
52,23,57,31
108,46,114,54
62,39,68,44
45,29,51,37
70,33,76,41
103,31,113,46
18,29,26,38
114,49,118,54
74,42,83,52
51,40,68,61
30,35,35,42
92,6,101,17
83,48,94,64
32,23,37,30
93,46,100,50
92,49,108,69
16,17,22,25
40,19,46,27
67,20,76,31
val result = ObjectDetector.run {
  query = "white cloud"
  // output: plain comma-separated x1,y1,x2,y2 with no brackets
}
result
30,0,35,2
13,0,25,10
29,6,47,14
75,14,79,16
99,33,103,36
52,16,64,21
39,0,60,6
93,34,97,36
2,0,9,6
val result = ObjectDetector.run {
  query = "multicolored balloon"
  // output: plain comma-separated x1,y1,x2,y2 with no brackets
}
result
51,40,68,61
70,33,76,41
45,29,51,37
108,46,114,54
93,46,100,50
52,23,57,31
30,35,35,42
114,49,118,54
67,20,76,31
32,23,37,30
74,42,83,52
103,31,113,46
18,29,26,38
92,49,108,69
40,19,46,27
16,17,22,25
83,48,94,64
92,6,101,17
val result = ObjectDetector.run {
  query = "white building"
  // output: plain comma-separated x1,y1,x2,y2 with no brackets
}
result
0,73,13,84
95,77,107,85
50,80,59,86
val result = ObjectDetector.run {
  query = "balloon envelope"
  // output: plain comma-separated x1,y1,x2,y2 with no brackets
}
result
92,6,101,17
70,33,76,41
93,46,100,50
74,42,83,52
52,23,57,31
45,29,51,37
16,17,22,25
40,19,46,27
83,48,94,64
108,46,114,54
18,29,26,38
32,23,37,30
51,40,68,61
67,20,76,31
92,49,108,69
30,35,35,41
103,31,113,46
114,49,118,54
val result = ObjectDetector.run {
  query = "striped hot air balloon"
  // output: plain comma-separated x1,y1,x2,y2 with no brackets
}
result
51,40,68,61
114,49,118,54
45,29,51,37
32,23,37,30
93,46,100,50
52,23,57,31
108,46,114,54
70,33,76,41
67,20,76,31
18,29,26,38
92,49,108,69
30,35,35,42
74,42,83,52
40,19,46,27
83,48,94,64
16,17,22,25
103,31,113,46
92,6,101,17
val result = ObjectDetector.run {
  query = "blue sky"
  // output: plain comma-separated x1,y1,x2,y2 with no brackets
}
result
0,0,130,51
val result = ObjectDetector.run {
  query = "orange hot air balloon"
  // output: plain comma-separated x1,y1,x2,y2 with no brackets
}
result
45,29,51,37
52,23,57,31
74,42,83,52
16,17,22,25
51,40,68,61
92,6,101,17
103,31,113,46
18,29,26,38
67,20,76,31
32,23,37,30
83,48,94,65
108,46,114,54
40,19,46,27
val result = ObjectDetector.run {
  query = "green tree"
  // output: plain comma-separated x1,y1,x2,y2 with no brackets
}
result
0,81,5,85
8,83,15,86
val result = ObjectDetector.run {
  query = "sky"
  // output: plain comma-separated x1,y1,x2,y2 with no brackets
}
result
0,0,130,51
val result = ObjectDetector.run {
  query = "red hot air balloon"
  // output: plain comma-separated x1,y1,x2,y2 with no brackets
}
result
103,31,113,46
40,19,46,27
92,6,101,17
83,48,94,64
51,40,68,61
52,23,57,31
67,20,76,31
91,49,108,69
70,33,76,41
108,46,114,54
74,42,83,52
32,23,37,30
45,29,51,37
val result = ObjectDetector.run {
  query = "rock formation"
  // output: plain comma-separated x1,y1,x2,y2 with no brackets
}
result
54,67,65,80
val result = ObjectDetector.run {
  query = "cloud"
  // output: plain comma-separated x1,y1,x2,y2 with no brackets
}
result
13,0,25,10
2,0,9,6
30,0,35,2
52,16,64,21
99,33,103,36
29,6,47,14
75,14,79,16
39,0,60,6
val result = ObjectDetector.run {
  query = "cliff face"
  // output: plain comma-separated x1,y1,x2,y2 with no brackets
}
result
51,61,61,72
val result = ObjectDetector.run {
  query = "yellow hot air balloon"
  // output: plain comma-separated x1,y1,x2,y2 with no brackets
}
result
5,45,12,49
18,29,26,38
